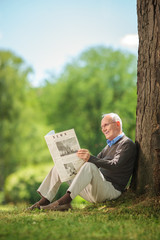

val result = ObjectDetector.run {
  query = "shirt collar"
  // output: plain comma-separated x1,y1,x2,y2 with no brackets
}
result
107,133,124,147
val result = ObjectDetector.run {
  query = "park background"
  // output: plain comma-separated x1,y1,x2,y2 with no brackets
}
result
1,1,160,240
0,0,138,204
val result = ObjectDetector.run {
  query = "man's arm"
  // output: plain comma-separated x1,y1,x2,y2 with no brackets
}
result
77,146,107,161
77,140,136,170
88,141,136,170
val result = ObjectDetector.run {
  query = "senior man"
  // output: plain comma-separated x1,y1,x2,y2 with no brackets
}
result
28,113,136,211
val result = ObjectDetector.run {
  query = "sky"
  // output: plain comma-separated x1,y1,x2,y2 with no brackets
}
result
0,0,138,86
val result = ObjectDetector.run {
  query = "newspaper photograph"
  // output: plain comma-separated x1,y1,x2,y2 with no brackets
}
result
44,129,84,182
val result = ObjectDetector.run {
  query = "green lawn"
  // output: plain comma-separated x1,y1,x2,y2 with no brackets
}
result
0,194,160,240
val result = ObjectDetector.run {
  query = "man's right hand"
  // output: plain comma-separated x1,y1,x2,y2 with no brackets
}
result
77,149,90,162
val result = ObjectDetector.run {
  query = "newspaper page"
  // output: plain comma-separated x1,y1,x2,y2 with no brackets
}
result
44,129,84,182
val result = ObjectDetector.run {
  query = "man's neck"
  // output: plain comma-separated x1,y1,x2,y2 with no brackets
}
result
108,131,122,141
107,132,124,147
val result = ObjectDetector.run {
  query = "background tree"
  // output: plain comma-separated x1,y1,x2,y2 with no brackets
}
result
133,0,160,196
39,46,137,155
0,51,50,189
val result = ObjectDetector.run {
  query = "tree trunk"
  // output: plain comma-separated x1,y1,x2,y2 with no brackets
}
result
133,0,160,196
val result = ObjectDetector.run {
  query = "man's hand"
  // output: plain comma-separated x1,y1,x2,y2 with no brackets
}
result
77,149,90,162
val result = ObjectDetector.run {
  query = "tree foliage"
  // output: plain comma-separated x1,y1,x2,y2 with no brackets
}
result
0,51,49,188
39,46,137,154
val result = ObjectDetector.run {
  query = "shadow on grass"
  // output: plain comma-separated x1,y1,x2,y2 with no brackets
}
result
79,190,160,217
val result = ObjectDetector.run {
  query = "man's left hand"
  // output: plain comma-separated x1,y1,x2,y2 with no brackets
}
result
77,149,90,162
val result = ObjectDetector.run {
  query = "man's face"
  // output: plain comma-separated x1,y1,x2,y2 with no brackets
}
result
101,116,121,140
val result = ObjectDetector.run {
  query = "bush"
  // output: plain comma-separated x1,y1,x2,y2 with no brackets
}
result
4,164,69,204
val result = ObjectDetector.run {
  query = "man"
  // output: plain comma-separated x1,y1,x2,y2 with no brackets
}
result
28,113,136,211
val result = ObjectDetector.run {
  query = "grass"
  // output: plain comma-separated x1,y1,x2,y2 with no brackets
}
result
0,192,160,240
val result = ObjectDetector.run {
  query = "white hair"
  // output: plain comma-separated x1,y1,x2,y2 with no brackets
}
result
102,113,122,130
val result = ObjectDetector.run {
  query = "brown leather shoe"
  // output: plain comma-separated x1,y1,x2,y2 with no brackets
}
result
26,197,50,211
25,202,40,211
40,201,72,211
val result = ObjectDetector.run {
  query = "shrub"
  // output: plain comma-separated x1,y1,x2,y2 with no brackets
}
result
4,164,69,204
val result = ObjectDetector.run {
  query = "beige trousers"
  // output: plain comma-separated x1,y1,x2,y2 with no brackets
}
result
37,162,121,203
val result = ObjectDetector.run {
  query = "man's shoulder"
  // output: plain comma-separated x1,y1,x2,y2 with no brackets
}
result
118,135,136,148
121,134,134,143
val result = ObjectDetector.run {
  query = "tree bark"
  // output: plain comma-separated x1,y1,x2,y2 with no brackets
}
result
134,0,160,196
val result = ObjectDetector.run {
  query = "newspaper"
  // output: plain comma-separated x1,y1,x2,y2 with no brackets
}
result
44,129,84,182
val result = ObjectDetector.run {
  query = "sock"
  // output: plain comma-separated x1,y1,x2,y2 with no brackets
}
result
38,197,50,206
57,191,72,205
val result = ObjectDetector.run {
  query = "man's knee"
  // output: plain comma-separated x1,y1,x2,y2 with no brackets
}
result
81,162,98,173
